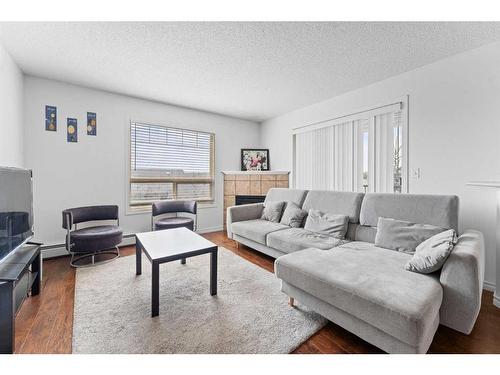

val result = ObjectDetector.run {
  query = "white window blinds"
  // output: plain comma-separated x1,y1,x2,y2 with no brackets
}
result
131,123,213,175
293,100,407,194
129,122,215,207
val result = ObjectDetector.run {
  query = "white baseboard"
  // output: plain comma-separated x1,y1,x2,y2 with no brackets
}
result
479,281,500,309
196,225,223,234
483,280,496,292
41,227,224,259
41,246,68,259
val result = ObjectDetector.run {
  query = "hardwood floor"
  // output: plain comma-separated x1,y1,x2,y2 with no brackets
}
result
14,231,500,354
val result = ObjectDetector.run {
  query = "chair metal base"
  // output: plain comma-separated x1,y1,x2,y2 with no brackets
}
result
70,246,120,268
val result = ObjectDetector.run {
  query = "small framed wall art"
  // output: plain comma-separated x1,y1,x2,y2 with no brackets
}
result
87,112,97,135
241,149,270,171
45,105,57,131
67,118,78,143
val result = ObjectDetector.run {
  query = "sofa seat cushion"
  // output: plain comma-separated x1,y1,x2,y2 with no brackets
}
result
231,219,289,245
275,242,443,346
155,217,194,231
267,228,345,253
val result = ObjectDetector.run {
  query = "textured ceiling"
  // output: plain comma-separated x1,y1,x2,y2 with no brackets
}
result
1,22,500,122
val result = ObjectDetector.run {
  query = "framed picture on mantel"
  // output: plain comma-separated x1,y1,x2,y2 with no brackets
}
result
241,149,270,171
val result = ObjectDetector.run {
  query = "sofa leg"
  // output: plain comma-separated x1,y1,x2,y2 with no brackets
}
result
235,241,239,249
288,297,295,307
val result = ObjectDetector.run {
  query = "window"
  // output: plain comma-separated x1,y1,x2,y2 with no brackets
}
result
293,100,407,193
129,122,215,210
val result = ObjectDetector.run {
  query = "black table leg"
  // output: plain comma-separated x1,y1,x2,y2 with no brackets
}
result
210,247,217,296
136,239,142,276
180,258,186,265
31,250,41,296
152,262,160,317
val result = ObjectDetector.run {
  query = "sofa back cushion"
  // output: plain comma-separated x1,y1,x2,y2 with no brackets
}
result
374,217,447,254
301,191,364,223
351,224,377,243
359,193,459,232
265,188,308,207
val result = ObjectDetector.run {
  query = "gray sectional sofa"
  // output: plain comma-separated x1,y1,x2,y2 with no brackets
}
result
226,188,485,354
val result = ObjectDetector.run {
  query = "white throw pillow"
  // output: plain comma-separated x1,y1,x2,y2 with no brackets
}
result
280,202,307,228
405,229,458,274
304,209,349,238
261,201,285,223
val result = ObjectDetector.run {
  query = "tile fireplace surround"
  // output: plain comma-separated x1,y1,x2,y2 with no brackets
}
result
222,171,290,229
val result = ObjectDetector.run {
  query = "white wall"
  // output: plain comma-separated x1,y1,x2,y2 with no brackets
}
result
261,42,500,289
23,76,260,247
0,43,23,167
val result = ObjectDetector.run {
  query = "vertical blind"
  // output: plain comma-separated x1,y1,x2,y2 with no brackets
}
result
373,110,403,193
293,101,406,194
129,122,215,206
295,121,354,191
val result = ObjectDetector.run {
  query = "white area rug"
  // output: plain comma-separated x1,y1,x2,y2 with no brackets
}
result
72,247,326,353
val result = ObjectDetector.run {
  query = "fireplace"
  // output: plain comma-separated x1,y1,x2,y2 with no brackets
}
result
235,195,266,205
221,171,290,229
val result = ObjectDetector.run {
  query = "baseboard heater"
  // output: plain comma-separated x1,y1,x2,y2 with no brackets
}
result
41,234,137,259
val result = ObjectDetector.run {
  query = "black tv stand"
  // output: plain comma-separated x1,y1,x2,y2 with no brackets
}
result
0,242,42,354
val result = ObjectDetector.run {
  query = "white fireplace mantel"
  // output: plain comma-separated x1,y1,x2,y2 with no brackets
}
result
467,181,500,308
466,181,500,188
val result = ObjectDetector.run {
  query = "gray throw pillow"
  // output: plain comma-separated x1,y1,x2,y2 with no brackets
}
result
375,217,447,254
405,229,457,274
280,202,307,228
304,209,349,238
261,201,285,223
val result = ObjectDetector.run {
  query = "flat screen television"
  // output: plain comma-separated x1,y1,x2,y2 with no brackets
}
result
0,167,34,264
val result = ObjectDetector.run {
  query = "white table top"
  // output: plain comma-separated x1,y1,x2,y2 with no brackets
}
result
135,227,217,261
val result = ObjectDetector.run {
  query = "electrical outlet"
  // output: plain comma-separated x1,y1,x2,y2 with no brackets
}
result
411,168,421,179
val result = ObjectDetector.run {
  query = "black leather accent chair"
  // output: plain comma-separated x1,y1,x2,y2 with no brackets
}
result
62,205,123,268
152,200,197,231
152,200,197,265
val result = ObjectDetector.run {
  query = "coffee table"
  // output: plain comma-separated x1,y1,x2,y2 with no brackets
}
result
135,227,218,317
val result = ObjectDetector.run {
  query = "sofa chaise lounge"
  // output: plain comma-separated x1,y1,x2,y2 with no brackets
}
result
226,188,484,353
